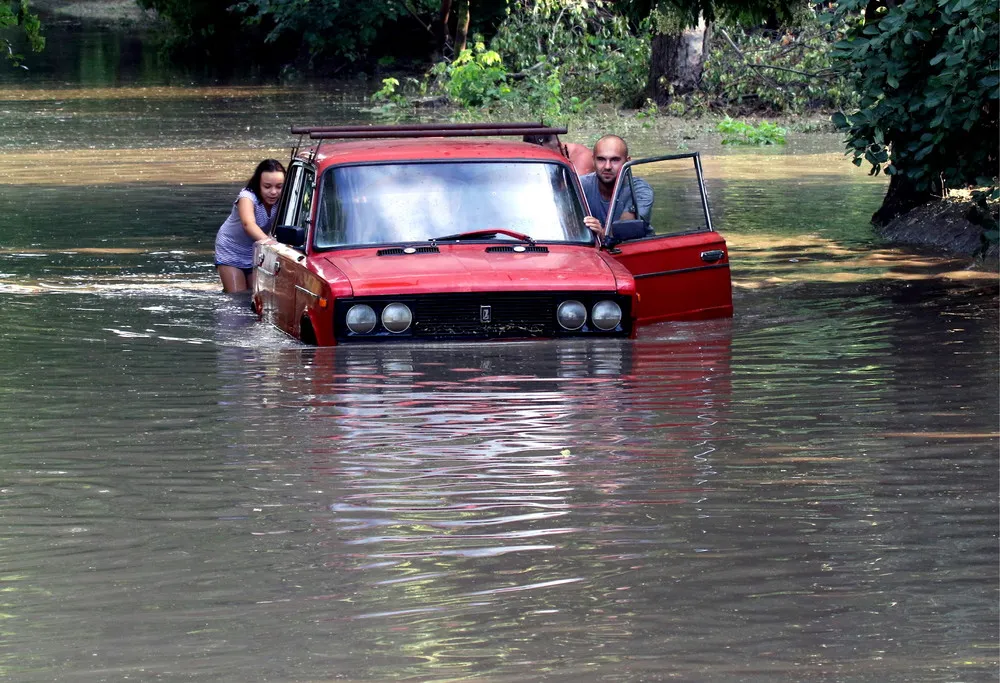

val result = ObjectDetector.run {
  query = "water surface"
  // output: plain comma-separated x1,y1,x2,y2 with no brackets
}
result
0,80,996,682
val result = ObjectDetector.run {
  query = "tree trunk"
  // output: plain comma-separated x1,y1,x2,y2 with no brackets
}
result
647,15,711,106
435,0,453,60
454,0,471,55
872,173,937,227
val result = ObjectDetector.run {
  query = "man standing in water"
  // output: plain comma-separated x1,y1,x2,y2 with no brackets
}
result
579,135,653,239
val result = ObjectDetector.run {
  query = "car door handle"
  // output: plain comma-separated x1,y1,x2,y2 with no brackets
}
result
701,249,725,263
257,260,281,277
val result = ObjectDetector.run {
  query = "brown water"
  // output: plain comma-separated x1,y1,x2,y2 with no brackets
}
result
0,79,997,682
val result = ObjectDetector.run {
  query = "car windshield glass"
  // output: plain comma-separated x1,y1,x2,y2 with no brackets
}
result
314,161,590,248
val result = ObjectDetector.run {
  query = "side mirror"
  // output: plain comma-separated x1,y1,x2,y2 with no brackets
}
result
274,225,305,248
605,219,652,247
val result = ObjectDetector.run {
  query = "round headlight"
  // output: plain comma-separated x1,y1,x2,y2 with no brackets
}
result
381,302,413,333
346,304,377,334
556,300,587,331
591,300,623,331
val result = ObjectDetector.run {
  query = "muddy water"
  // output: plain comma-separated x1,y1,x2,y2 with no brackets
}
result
0,83,997,682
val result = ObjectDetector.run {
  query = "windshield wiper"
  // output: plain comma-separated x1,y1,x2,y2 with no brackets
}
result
431,229,535,244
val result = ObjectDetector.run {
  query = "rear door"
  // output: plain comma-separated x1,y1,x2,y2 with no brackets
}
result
603,153,732,325
260,162,317,336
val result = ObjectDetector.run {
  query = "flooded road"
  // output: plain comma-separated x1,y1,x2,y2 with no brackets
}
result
0,78,997,681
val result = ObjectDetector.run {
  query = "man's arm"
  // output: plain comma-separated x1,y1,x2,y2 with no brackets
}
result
631,177,654,222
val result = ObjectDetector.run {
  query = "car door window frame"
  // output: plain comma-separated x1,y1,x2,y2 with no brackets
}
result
277,163,305,227
604,152,714,243
296,168,316,232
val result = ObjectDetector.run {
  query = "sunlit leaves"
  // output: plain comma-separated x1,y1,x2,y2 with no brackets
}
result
717,117,786,145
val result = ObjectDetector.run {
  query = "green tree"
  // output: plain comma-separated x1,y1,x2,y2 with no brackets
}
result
831,0,999,224
135,0,262,62
621,0,808,106
233,0,441,65
489,1,650,107
1,0,43,67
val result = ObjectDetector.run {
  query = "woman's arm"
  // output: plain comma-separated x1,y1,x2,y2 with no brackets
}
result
237,196,271,242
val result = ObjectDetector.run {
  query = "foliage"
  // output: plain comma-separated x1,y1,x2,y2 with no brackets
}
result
621,0,804,30
430,40,511,106
387,1,648,119
830,0,999,197
135,0,228,42
716,116,786,144
136,0,257,58
491,0,651,107
1,0,44,67
372,77,407,107
702,9,855,113
234,0,439,64
970,186,1000,257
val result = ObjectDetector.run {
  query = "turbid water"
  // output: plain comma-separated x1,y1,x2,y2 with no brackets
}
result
0,17,997,683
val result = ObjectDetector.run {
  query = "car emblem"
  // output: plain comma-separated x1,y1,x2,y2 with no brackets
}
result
480,305,492,323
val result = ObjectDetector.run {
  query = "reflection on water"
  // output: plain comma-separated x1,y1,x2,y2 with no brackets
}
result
0,82,996,681
0,287,995,681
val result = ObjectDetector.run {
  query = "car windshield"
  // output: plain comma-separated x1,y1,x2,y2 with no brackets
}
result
313,161,591,248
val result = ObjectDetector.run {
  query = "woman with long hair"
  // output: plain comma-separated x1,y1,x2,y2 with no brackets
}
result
214,159,286,292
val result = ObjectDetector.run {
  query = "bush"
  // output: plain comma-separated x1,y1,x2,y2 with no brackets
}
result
430,41,510,107
717,117,786,144
831,0,999,202
490,0,650,108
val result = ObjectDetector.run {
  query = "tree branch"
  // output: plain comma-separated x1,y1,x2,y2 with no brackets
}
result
718,27,835,82
394,0,434,36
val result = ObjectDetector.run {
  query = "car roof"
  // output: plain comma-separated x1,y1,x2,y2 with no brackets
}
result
298,138,571,168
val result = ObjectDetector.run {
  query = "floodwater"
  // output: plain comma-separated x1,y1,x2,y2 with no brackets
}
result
1,19,998,683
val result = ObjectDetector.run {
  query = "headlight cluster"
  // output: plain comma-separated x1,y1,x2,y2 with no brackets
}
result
341,296,626,340
345,302,413,335
556,299,623,332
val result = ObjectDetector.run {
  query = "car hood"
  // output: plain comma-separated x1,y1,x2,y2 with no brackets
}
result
322,244,620,297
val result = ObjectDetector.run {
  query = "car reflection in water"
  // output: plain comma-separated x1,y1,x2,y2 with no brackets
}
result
209,318,731,668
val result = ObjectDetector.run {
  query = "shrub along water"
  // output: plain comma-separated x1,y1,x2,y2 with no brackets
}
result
716,117,787,145
830,0,998,227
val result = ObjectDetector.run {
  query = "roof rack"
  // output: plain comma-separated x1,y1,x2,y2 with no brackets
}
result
288,122,568,163
308,126,568,140
290,122,552,136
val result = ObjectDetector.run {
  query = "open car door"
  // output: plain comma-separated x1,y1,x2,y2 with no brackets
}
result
602,153,732,325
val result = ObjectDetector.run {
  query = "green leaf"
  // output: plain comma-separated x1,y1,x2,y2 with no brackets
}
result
980,74,1000,89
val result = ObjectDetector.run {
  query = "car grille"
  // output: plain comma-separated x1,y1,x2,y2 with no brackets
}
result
414,294,551,337
335,292,630,341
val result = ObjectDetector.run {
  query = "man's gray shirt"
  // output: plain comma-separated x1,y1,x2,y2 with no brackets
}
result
579,172,654,225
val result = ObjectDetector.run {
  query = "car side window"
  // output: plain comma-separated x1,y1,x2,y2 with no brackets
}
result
607,154,712,243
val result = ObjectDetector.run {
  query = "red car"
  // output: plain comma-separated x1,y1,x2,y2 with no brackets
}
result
252,123,731,345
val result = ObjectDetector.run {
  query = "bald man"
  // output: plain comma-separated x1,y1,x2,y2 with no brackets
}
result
579,135,653,239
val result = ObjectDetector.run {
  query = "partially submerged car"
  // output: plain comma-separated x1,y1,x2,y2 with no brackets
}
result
252,122,731,345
